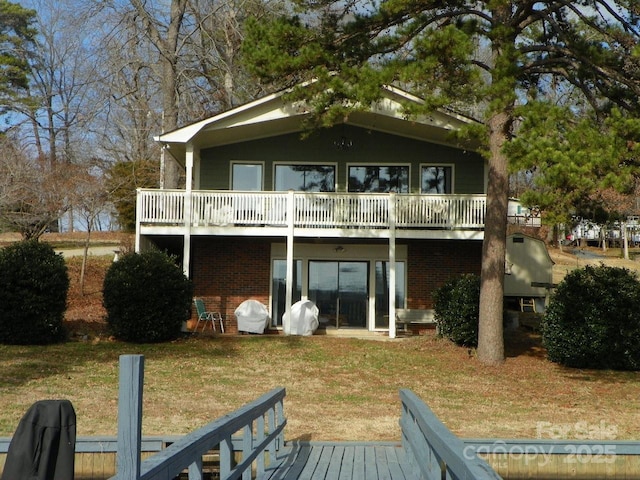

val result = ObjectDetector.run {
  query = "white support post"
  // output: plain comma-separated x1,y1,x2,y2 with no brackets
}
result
388,193,397,339
284,190,295,335
183,144,194,277
135,189,142,253
116,355,144,480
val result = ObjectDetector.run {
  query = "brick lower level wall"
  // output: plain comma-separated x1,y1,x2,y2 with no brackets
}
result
188,237,482,334
190,237,271,333
405,239,483,310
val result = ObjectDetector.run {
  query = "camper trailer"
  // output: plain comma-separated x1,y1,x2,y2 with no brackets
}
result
504,234,554,313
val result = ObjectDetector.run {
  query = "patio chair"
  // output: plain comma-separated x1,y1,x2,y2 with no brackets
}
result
193,298,224,333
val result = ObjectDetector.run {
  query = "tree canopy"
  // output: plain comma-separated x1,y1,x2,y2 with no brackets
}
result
243,0,640,364
0,0,36,115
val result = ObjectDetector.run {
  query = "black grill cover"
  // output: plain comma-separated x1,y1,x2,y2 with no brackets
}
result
1,400,76,480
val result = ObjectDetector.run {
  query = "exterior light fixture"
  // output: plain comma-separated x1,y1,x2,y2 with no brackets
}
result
334,136,353,150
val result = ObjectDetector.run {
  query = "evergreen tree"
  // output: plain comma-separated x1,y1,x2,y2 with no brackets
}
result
0,0,37,116
243,1,640,365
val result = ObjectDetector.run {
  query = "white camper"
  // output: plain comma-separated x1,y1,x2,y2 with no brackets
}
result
504,234,554,312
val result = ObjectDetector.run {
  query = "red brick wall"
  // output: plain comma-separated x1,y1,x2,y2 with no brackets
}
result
189,237,482,333
190,237,271,333
405,240,482,310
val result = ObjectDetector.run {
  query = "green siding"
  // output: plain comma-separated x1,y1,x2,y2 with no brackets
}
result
200,124,485,193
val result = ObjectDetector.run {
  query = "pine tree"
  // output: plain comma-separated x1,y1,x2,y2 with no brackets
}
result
0,0,37,116
243,1,640,365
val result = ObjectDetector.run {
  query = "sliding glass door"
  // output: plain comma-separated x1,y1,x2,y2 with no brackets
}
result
374,261,406,329
308,261,369,328
271,260,302,327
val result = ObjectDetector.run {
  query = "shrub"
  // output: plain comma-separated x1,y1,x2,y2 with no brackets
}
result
542,265,640,370
433,273,480,347
103,250,193,343
0,240,69,344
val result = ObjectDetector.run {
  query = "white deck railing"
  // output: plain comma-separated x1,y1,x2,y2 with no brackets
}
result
137,189,496,230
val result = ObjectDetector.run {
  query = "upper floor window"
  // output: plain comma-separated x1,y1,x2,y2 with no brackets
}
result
421,165,453,194
232,163,263,191
274,164,335,192
348,165,409,193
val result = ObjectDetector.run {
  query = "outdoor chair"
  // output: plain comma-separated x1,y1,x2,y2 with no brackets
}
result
193,298,224,333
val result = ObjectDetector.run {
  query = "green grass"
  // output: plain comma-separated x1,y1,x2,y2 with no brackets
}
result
1,333,639,442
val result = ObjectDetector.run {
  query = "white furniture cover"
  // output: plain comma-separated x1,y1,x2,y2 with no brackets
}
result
235,299,270,334
283,300,319,336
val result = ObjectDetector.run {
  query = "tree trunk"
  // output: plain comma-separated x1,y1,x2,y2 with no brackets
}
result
130,0,186,189
477,111,510,365
160,57,181,189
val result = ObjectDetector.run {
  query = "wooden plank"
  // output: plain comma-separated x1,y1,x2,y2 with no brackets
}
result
295,445,323,479
394,444,416,480
325,445,345,479
381,446,408,480
309,446,334,480
373,446,392,480
268,443,314,480
352,445,366,480
337,445,354,480
364,446,379,480
116,354,145,480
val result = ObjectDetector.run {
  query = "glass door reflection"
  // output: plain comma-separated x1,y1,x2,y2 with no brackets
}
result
309,261,369,328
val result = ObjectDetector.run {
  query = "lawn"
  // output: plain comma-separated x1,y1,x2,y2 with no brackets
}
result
1,236,639,444
1,331,638,443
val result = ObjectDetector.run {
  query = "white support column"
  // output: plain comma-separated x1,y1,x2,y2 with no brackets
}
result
183,143,194,277
388,193,397,339
284,190,295,335
135,188,142,253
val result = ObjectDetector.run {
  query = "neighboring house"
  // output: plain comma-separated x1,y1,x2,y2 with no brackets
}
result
135,86,533,337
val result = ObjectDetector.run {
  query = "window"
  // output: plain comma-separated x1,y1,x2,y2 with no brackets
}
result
348,165,409,193
421,165,453,194
232,163,263,191
274,164,335,192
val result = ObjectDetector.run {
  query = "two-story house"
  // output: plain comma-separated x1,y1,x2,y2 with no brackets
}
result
135,86,531,337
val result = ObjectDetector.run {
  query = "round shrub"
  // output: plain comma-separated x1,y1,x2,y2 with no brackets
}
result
103,250,193,343
542,265,640,370
0,240,69,344
433,273,480,347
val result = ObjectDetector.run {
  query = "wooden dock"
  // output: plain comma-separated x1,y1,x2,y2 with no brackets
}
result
258,441,414,480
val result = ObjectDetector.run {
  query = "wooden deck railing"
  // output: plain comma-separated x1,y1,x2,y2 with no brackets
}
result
111,355,285,480
137,189,498,230
399,389,502,479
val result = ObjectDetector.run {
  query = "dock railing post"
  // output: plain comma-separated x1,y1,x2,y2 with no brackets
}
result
115,354,145,480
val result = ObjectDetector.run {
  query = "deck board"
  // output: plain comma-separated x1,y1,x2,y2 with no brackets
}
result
258,442,417,480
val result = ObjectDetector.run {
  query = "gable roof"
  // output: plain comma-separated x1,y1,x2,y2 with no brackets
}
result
156,85,481,164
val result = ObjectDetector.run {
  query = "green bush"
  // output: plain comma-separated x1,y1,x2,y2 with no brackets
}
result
542,265,640,370
0,240,69,344
433,273,480,347
103,250,193,343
